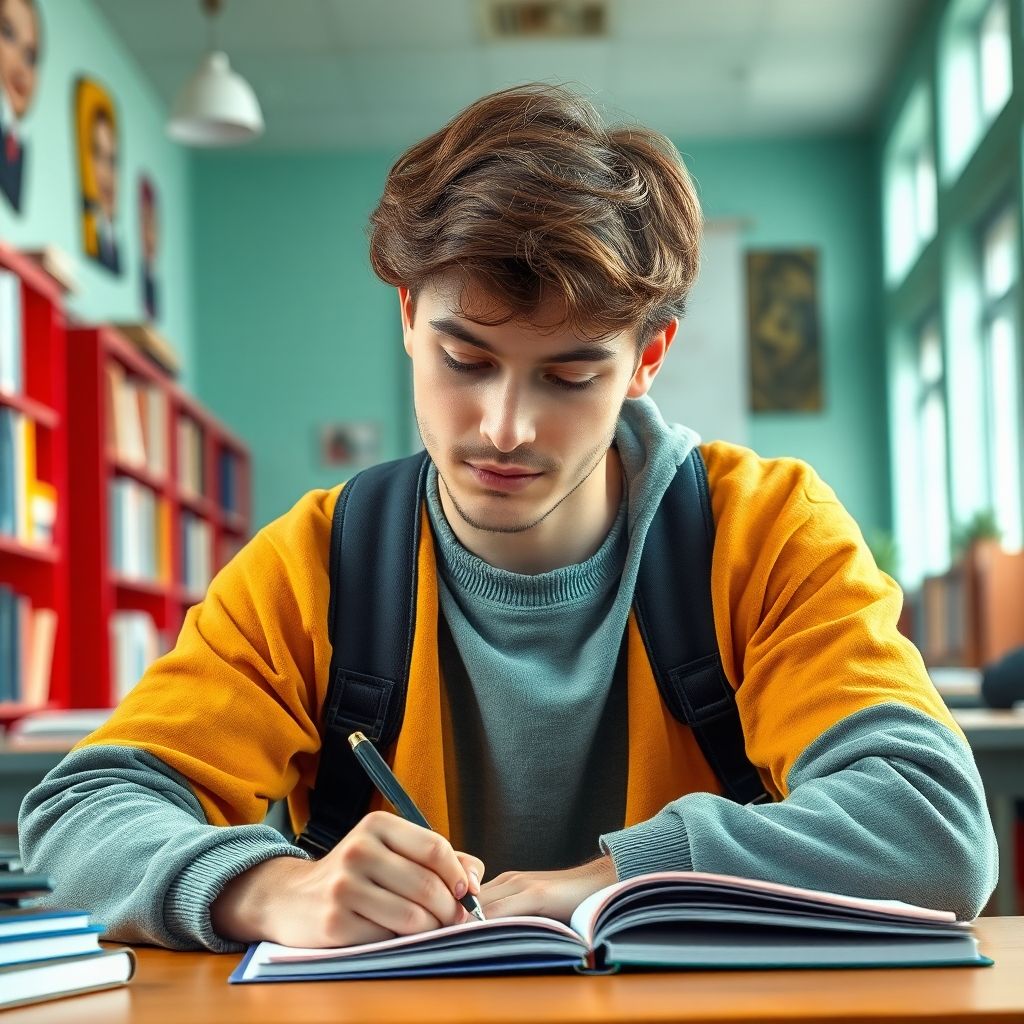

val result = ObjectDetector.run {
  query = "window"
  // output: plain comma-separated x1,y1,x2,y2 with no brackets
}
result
978,0,1012,119
979,204,1023,550
939,0,1013,179
884,85,936,284
916,318,952,574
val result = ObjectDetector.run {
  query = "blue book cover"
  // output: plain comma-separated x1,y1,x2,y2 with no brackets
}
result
0,407,14,536
0,586,13,703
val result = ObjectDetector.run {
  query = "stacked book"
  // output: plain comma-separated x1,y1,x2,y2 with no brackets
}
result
110,610,164,701
0,858,134,1011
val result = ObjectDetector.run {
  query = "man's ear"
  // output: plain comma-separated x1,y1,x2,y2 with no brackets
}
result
398,286,415,356
626,320,677,398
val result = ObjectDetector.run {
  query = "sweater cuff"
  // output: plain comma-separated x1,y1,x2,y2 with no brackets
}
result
165,829,311,952
599,806,693,879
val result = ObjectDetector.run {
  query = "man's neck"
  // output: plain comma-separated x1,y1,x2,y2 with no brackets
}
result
438,447,624,575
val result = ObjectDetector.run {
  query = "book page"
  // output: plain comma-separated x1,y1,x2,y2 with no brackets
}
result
569,871,960,947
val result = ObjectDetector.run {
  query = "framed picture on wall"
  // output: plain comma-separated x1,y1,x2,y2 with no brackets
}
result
319,420,381,469
746,248,823,412
0,0,42,213
139,174,160,320
74,76,122,275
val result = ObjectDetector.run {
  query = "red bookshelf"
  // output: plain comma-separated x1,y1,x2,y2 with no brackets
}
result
66,325,251,708
0,242,69,718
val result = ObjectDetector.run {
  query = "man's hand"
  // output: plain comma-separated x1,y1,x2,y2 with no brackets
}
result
210,811,485,948
479,855,618,923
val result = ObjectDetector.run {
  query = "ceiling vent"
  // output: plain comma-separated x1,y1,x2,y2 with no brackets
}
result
480,0,608,40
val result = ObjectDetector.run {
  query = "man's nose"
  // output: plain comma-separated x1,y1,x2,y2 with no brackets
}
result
479,379,537,453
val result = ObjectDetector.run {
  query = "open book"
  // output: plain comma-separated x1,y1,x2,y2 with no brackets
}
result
230,871,990,982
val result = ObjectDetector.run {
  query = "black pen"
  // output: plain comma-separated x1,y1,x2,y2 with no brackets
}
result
348,731,486,922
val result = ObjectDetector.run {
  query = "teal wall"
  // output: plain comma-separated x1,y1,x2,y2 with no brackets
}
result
191,150,405,529
683,137,887,533
194,136,887,534
0,0,195,384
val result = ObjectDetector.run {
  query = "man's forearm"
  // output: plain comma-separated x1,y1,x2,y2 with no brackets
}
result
18,745,306,951
600,704,997,920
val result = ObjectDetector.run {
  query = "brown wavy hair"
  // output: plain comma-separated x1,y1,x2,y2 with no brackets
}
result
368,84,702,345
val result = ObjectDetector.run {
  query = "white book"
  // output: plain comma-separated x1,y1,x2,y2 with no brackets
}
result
22,607,57,707
232,871,987,983
0,946,135,1011
0,270,22,394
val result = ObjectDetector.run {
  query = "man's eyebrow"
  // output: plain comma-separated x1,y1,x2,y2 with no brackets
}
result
428,316,617,363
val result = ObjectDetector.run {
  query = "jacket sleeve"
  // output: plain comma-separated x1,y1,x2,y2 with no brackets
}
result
18,486,340,950
601,449,998,920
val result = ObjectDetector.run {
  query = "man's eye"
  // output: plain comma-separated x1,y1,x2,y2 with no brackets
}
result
549,375,597,391
441,350,487,373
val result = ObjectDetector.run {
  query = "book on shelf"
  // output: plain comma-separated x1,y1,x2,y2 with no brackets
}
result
233,871,989,984
105,361,168,477
112,322,180,377
110,610,163,702
0,407,53,545
108,477,168,583
0,268,22,394
22,246,79,296
0,869,135,1011
181,511,213,596
177,416,205,498
0,585,56,707
219,448,239,514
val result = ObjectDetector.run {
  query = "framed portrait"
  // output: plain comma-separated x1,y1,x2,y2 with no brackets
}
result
746,249,823,412
320,421,381,469
0,0,42,213
75,76,122,275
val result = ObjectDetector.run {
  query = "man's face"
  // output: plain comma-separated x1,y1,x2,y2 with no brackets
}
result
402,276,649,536
92,117,118,218
0,0,38,121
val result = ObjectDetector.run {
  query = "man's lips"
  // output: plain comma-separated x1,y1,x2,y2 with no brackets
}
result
465,462,543,492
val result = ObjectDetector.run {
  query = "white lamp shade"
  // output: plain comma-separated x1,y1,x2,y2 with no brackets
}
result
167,51,264,146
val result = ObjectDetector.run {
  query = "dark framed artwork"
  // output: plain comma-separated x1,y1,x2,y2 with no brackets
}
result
75,76,122,275
0,0,42,213
319,421,381,469
746,249,823,412
139,174,159,320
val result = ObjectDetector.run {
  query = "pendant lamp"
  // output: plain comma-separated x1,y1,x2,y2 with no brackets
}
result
167,0,264,147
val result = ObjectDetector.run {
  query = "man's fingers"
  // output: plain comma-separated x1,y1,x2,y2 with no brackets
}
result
365,846,465,926
455,852,485,894
366,812,472,903
348,877,445,937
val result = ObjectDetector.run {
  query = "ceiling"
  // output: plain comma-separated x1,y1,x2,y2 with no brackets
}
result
92,0,929,151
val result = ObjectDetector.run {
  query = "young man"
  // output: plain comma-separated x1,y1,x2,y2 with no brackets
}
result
20,85,996,952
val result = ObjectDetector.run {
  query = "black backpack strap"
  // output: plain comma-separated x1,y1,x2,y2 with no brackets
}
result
295,451,431,856
634,447,769,805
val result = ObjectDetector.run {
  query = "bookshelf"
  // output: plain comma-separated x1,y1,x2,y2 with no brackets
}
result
0,242,69,722
66,325,251,707
918,541,1024,667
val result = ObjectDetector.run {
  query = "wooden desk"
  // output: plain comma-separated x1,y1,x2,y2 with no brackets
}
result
3,919,1023,1024
953,708,1024,917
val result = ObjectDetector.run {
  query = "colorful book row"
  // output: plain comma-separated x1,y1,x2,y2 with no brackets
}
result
108,477,171,584
0,585,56,706
105,362,167,478
0,408,57,546
110,611,165,703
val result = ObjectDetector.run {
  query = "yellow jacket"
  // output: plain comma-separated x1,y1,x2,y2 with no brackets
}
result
80,441,961,843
